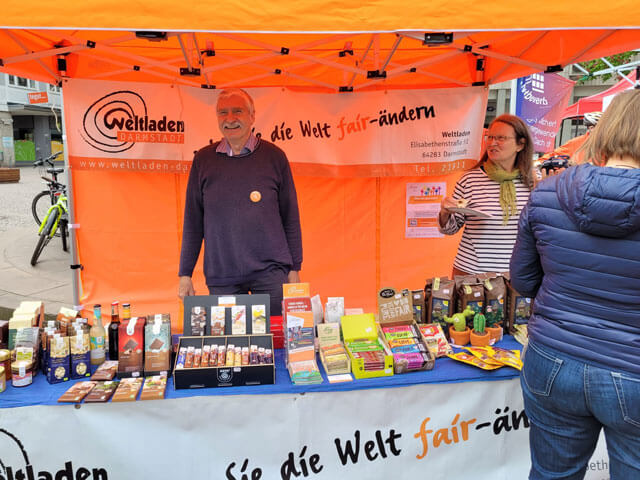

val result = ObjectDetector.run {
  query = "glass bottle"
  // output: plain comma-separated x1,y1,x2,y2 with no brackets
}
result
89,304,106,365
109,301,120,360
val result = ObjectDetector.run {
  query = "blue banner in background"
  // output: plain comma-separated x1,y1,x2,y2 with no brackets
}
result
515,73,574,153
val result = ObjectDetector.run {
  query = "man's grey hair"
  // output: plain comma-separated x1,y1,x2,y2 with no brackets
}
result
217,88,255,115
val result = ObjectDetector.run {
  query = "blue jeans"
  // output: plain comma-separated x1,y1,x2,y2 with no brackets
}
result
521,340,640,479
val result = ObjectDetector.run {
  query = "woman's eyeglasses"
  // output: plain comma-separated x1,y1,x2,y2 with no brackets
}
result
485,135,515,143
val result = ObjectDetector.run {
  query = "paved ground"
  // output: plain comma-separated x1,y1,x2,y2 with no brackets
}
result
0,166,74,319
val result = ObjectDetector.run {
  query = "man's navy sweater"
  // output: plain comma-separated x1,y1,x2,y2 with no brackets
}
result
179,140,302,286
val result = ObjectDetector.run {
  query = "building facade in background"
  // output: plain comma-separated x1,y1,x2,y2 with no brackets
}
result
0,74,63,167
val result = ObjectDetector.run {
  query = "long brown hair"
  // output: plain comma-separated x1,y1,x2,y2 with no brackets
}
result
477,114,535,189
582,89,640,166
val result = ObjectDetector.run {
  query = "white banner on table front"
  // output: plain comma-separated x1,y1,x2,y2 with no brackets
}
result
0,378,609,479
63,79,487,176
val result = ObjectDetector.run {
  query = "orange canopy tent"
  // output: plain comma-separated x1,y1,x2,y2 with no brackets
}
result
2,2,639,326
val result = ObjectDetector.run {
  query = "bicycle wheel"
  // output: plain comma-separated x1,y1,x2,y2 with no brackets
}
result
30,233,50,266
32,191,53,228
30,211,57,266
61,220,68,252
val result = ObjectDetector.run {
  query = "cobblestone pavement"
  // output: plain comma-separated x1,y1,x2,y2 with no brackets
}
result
0,165,68,232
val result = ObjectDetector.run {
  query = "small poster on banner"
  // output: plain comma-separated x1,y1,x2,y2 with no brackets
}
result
405,182,446,238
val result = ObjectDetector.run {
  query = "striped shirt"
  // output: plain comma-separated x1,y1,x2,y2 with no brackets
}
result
215,133,259,157
439,166,531,274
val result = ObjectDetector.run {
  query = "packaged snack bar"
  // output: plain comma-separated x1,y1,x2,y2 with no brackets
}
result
463,346,504,366
210,306,226,336
234,346,242,366
201,345,210,367
184,346,195,368
190,307,206,336
226,345,235,366
58,381,96,403
111,377,143,402
175,347,187,370
241,346,249,366
217,345,226,366
193,348,202,368
485,346,523,370
139,375,167,400
231,306,247,335
447,352,503,370
84,381,118,403
419,324,453,358
251,305,267,334
91,360,118,380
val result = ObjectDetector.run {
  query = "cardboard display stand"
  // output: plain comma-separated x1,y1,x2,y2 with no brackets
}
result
183,295,271,336
173,334,275,389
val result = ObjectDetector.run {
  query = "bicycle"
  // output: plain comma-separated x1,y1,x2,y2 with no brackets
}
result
30,187,69,266
32,151,65,229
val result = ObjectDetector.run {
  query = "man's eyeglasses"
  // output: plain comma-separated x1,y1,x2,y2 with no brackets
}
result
485,135,515,143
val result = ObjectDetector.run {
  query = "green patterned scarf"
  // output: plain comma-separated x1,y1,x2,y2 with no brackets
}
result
484,161,520,225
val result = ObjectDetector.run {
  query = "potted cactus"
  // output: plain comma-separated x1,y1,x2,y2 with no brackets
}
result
484,306,503,344
470,313,491,347
444,306,474,345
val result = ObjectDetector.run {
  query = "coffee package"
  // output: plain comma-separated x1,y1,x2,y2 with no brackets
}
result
46,335,70,384
411,290,426,323
477,273,507,329
69,330,91,379
144,314,171,373
425,277,456,328
118,317,144,375
506,280,533,334
455,275,485,326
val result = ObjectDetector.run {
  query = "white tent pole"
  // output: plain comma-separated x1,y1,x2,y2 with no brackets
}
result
58,86,81,310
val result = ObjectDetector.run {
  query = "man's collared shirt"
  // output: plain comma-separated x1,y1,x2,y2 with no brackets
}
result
215,134,259,157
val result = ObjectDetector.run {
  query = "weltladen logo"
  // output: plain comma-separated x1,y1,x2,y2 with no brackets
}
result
81,90,185,153
0,429,108,480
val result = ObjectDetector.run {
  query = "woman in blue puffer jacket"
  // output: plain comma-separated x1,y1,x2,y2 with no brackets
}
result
510,89,640,480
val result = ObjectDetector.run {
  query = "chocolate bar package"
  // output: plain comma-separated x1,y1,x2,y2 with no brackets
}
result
139,375,167,401
69,331,91,379
425,277,456,328
190,307,206,336
46,335,70,384
251,305,266,334
84,380,118,403
231,305,246,335
58,381,96,403
111,377,143,402
144,314,171,373
91,360,118,381
210,306,226,336
118,317,144,375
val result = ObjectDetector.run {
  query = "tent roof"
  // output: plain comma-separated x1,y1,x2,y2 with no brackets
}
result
562,69,638,118
1,2,640,90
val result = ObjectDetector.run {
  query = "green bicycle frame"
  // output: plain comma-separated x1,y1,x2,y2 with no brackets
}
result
37,194,68,238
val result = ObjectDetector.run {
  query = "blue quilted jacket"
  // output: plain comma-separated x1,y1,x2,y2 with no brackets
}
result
510,164,640,375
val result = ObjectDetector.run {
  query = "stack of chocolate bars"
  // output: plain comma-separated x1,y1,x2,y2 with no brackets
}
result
382,325,430,370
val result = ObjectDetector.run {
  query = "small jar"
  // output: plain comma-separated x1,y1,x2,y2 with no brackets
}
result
0,366,6,393
11,361,34,387
0,349,10,381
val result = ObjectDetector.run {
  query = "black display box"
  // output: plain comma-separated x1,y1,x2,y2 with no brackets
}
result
183,294,271,336
173,334,275,389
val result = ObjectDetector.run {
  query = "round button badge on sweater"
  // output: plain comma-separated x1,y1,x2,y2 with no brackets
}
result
250,191,262,202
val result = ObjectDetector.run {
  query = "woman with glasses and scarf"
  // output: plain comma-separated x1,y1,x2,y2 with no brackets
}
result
438,114,535,277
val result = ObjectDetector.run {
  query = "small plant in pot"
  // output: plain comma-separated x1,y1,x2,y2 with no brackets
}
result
470,313,491,347
484,307,503,344
444,306,474,345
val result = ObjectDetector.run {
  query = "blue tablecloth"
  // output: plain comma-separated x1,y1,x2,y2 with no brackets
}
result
0,336,522,408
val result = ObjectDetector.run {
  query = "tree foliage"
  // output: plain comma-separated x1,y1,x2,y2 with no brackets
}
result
578,51,637,84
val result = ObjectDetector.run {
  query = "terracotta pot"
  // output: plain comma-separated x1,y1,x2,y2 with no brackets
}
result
486,326,503,345
449,326,470,346
470,330,491,347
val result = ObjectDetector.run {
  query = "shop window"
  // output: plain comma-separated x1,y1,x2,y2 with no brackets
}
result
8,75,36,89
48,83,61,93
